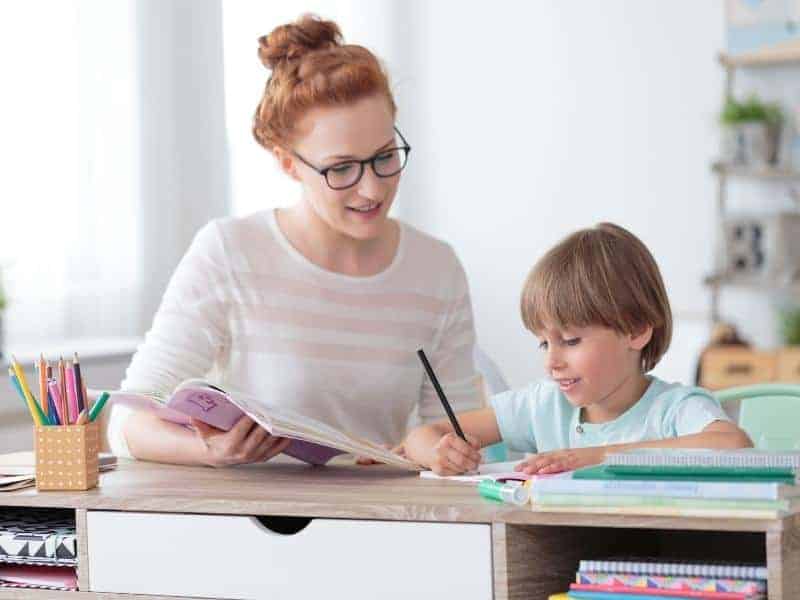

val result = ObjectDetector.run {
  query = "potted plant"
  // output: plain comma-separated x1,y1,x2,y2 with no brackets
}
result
780,305,800,346
720,94,784,166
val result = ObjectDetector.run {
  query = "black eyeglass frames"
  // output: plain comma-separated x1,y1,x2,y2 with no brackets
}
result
291,126,411,190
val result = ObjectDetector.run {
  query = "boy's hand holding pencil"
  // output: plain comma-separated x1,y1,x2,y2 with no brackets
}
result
429,432,482,476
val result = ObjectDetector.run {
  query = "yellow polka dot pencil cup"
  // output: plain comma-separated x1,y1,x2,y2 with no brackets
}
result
34,420,99,491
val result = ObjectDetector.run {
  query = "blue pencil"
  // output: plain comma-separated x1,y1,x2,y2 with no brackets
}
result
47,388,61,425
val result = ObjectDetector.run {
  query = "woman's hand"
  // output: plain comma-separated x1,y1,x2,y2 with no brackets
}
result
514,446,605,475
191,415,291,468
428,432,482,476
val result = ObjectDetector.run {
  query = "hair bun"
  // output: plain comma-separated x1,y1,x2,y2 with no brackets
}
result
258,14,343,70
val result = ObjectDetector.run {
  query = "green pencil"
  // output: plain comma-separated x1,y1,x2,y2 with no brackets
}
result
88,391,110,422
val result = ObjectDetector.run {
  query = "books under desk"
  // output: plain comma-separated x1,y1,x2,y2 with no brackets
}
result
0,507,78,591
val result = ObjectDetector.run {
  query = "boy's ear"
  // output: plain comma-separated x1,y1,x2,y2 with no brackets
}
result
629,325,654,351
273,146,301,182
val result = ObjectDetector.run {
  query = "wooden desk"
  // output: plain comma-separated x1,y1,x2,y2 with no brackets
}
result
1,460,798,599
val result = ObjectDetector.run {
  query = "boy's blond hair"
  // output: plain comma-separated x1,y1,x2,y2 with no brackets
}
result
520,223,672,372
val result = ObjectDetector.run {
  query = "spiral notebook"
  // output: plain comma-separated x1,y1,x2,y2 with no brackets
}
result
605,449,800,469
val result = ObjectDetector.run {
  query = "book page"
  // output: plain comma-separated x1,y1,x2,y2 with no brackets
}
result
226,388,421,471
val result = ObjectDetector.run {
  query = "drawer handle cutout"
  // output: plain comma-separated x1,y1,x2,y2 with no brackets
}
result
725,364,753,375
254,516,313,535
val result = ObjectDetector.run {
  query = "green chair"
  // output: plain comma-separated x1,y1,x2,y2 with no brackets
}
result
715,383,800,450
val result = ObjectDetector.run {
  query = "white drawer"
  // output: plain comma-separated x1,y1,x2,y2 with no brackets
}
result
87,511,492,599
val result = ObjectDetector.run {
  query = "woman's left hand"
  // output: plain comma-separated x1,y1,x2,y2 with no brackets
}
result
514,446,605,475
355,443,406,466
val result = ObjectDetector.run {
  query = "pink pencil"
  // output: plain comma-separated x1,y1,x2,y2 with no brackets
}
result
65,366,78,425
48,380,66,427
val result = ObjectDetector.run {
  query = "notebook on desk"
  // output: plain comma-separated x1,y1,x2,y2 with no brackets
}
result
419,460,536,482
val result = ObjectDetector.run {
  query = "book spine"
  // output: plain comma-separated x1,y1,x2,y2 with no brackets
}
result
533,493,788,511
533,477,781,500
604,465,795,481
575,571,765,594
569,583,751,599
532,501,782,519
578,560,768,580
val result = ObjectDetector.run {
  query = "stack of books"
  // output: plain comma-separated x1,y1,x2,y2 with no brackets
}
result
565,558,767,599
0,507,79,591
530,449,800,519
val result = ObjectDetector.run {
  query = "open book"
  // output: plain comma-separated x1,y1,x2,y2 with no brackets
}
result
111,379,421,470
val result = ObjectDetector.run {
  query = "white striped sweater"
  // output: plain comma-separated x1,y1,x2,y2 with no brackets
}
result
108,209,482,458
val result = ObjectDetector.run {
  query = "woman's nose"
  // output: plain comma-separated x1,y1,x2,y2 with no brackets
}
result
356,165,387,200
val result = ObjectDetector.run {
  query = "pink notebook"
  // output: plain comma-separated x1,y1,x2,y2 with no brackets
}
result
0,565,77,590
161,384,343,466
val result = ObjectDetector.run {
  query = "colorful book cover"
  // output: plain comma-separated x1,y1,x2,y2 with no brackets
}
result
0,508,76,565
571,583,757,598
578,560,767,581
576,572,765,594
567,591,723,600
574,465,795,485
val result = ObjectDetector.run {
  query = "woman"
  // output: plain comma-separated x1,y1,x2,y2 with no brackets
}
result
107,14,482,466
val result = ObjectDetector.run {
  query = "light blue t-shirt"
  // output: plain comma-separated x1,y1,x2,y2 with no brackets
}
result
490,376,730,454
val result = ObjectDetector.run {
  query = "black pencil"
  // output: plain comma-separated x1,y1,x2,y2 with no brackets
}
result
73,352,85,414
416,348,467,441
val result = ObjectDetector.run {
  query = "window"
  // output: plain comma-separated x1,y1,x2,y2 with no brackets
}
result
0,1,140,349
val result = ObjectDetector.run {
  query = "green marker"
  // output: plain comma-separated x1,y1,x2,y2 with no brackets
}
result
89,391,110,422
478,480,529,506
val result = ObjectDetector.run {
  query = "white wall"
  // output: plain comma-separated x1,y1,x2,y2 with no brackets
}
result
394,1,729,387
136,0,231,328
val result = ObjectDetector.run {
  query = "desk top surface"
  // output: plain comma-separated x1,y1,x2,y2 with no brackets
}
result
1,459,791,532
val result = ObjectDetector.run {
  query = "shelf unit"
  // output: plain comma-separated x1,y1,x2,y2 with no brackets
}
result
708,46,800,322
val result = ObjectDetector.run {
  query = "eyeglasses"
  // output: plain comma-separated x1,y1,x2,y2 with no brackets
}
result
292,127,411,190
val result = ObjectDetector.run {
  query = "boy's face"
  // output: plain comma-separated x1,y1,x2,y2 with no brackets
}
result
535,324,652,419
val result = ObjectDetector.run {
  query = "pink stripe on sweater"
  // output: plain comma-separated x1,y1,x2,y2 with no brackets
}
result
242,336,415,366
235,272,448,313
239,304,437,340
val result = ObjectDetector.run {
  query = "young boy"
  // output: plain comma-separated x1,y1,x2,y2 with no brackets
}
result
404,223,752,476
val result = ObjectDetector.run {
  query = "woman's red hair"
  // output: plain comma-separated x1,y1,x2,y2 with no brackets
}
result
253,14,396,151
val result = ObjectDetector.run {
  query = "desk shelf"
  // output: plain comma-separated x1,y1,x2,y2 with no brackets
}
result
1,461,798,599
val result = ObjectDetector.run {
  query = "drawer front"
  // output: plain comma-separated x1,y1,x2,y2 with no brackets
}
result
777,348,800,382
701,348,776,389
87,511,492,599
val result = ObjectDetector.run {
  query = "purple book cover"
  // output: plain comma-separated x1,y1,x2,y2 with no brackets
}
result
162,386,343,465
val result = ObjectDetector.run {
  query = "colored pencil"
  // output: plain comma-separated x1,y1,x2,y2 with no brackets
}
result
73,352,85,414
48,379,66,426
75,409,89,426
58,356,67,418
8,368,43,425
10,357,46,426
38,354,48,419
46,388,61,425
88,391,110,422
65,365,79,425
416,348,467,442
